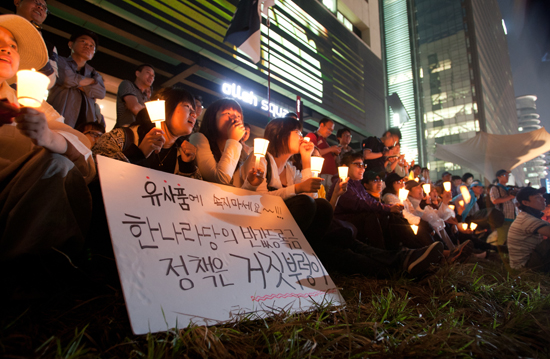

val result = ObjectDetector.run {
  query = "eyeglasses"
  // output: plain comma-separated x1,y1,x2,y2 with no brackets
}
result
83,131,103,139
370,178,382,183
351,162,366,169
183,104,196,116
29,0,49,14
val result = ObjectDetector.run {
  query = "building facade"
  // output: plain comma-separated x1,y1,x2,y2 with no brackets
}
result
381,0,517,180
1,0,386,147
516,95,547,188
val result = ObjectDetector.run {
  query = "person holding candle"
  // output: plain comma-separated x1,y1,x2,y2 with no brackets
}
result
240,117,330,239
0,14,96,262
92,87,200,177
47,29,105,129
361,127,401,176
13,0,58,89
490,169,517,245
335,128,353,167
305,117,341,184
189,98,246,185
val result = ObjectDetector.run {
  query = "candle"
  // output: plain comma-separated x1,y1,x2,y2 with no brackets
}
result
408,171,415,180
338,166,348,181
303,137,310,142
460,185,471,204
458,200,464,207
253,138,269,170
470,222,478,231
443,181,451,192
17,69,50,108
411,224,419,235
448,204,455,211
398,188,409,202
145,99,166,129
461,223,468,231
310,156,325,177
414,178,419,182
422,183,431,194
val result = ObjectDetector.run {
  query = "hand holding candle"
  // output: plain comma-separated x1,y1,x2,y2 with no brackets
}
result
443,181,451,192
422,183,431,195
145,99,166,129
461,223,468,231
253,138,270,170
470,222,478,231
411,224,419,235
17,69,50,108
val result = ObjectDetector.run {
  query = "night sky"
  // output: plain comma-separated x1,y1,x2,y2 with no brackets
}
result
497,0,550,130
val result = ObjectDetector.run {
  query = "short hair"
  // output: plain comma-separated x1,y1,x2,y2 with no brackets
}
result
462,172,474,182
412,164,421,171
69,29,99,48
421,167,428,172
264,117,302,158
442,171,452,178
194,95,203,104
135,63,155,74
336,128,351,138
341,151,363,166
516,186,540,210
319,117,333,126
384,127,402,140
199,98,243,162
452,175,461,181
76,121,105,134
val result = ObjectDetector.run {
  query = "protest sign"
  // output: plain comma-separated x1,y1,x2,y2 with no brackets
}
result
97,156,344,335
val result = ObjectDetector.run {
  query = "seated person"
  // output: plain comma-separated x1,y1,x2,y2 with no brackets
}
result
92,87,199,178
189,98,246,185
335,127,353,167
76,121,105,148
362,127,401,176
0,15,95,262
508,187,550,272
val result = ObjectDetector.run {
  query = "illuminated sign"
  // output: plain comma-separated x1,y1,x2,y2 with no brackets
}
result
222,82,290,117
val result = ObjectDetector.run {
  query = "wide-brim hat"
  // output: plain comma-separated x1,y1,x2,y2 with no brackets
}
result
0,15,48,83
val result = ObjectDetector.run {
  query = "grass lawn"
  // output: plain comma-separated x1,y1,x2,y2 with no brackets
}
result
1,252,549,358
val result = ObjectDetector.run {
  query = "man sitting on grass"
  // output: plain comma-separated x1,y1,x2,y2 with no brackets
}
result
508,187,550,272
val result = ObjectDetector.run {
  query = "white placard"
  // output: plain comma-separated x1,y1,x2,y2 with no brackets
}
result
97,156,344,335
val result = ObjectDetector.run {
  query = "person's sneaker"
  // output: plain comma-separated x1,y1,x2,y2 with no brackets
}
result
448,240,474,264
403,242,444,277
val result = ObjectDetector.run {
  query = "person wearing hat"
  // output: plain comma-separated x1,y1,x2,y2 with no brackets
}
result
404,180,474,263
507,187,550,272
14,0,58,89
47,28,105,129
489,169,517,245
0,14,95,262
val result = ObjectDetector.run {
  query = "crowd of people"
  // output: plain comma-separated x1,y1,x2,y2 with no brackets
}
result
1,0,550,292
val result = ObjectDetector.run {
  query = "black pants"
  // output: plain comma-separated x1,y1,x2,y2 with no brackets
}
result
285,195,333,242
526,240,550,273
311,219,407,278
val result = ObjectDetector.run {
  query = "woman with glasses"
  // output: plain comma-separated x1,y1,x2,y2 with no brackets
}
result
92,87,200,177
189,98,246,185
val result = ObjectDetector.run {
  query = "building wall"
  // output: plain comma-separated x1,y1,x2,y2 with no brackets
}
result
338,0,382,58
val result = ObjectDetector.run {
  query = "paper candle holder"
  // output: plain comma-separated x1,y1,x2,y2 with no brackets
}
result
422,183,431,194
461,223,468,230
470,222,478,231
310,156,325,177
17,69,50,108
448,204,455,211
398,188,409,202
411,224,419,235
145,100,166,129
460,185,471,204
253,138,269,157
303,137,310,142
338,166,348,181
443,181,451,192
458,200,465,207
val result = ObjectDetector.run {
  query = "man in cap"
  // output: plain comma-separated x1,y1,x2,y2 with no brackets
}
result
14,0,58,89
507,187,550,272
0,14,94,263
47,28,105,129
489,169,517,244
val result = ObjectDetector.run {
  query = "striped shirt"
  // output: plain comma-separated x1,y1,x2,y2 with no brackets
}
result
507,211,549,269
490,185,517,221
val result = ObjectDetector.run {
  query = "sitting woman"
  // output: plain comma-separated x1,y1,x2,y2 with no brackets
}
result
240,117,329,239
0,15,95,262
93,87,199,177
189,98,246,185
